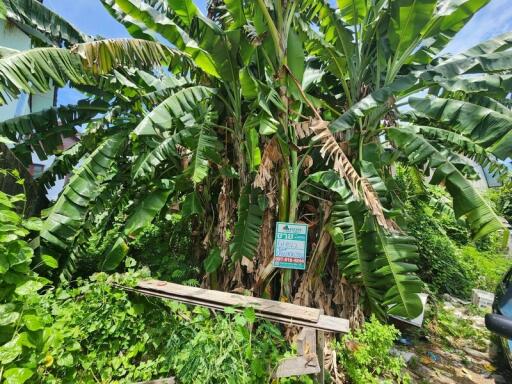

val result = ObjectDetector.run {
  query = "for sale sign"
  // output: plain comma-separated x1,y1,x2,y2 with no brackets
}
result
273,222,308,270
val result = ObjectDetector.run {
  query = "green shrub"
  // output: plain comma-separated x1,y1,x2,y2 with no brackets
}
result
458,245,511,292
406,203,477,298
395,167,510,298
0,177,55,384
130,215,200,285
78,213,201,285
44,272,287,383
2,269,288,383
333,316,410,384
488,180,512,224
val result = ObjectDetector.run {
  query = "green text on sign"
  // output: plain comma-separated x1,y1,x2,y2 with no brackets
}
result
273,222,308,270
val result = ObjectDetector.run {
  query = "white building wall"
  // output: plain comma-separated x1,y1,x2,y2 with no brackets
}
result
0,20,33,121
0,19,54,121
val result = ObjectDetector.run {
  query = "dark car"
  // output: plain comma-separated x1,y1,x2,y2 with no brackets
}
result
485,267,512,367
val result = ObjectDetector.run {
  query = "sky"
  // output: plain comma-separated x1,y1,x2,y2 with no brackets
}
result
42,0,512,51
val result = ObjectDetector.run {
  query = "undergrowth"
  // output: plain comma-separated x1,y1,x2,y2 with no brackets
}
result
395,167,511,299
2,269,290,383
0,184,290,383
425,303,490,352
333,316,410,384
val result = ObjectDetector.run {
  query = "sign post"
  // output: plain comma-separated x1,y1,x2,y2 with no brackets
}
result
273,222,308,270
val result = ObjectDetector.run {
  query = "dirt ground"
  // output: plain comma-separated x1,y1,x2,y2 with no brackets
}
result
395,297,512,384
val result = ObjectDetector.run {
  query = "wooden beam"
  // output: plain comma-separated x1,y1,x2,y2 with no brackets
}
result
138,280,320,322
275,354,320,378
315,330,325,384
297,328,316,356
317,315,349,333
119,281,349,333
316,309,326,384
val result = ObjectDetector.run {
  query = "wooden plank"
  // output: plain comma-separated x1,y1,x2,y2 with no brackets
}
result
274,354,320,378
123,286,349,333
126,287,314,327
316,314,350,333
138,280,320,322
296,328,316,356
315,330,325,384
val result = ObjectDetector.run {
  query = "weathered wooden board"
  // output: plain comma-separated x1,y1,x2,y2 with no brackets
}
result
122,281,349,333
138,279,320,322
274,354,320,378
296,328,316,355
317,315,349,333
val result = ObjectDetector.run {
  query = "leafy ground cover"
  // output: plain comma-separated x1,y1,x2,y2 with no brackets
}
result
334,316,411,384
1,267,290,383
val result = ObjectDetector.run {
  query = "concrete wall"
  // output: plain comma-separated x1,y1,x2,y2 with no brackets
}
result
0,20,33,121
0,19,55,121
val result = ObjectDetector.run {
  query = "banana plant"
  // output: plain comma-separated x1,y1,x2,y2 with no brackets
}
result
0,0,511,321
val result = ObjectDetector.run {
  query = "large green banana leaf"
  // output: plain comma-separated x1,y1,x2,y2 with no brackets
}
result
100,0,219,77
373,225,423,318
388,126,506,240
187,125,222,184
409,0,491,63
0,100,109,160
41,134,126,254
124,184,174,237
312,170,423,319
427,32,512,78
231,189,264,262
133,86,215,135
0,39,174,104
410,96,512,160
38,142,85,188
1,0,89,46
0,47,92,104
132,130,191,180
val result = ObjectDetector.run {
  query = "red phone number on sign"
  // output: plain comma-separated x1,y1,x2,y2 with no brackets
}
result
273,257,305,263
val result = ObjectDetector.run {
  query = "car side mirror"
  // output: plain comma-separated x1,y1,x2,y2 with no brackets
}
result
485,313,512,339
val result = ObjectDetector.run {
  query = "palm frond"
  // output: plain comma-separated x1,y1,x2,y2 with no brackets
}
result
133,86,215,135
232,189,264,261
41,133,126,277
2,0,89,46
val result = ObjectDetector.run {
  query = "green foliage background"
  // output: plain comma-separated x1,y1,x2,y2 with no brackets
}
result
396,167,511,298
